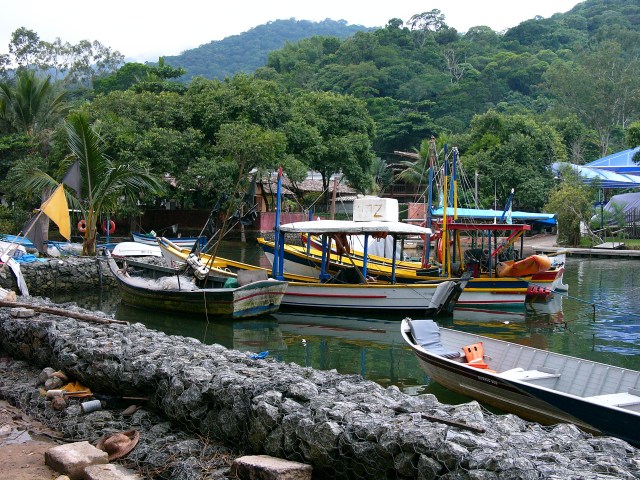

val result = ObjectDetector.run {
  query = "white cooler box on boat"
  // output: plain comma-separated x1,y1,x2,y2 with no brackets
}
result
353,197,399,222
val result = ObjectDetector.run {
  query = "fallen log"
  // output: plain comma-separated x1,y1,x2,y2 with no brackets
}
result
0,300,127,325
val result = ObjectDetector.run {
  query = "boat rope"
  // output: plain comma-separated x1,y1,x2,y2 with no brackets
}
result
202,289,209,324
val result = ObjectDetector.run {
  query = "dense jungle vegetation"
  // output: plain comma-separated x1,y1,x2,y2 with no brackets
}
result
163,18,371,82
0,0,639,244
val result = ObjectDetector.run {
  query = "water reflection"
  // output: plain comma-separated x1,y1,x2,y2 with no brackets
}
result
48,255,640,403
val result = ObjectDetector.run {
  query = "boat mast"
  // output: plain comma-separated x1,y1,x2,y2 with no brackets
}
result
442,144,449,277
272,167,284,280
452,147,462,270
423,137,436,269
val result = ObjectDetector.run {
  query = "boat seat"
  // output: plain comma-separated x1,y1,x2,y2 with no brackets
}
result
585,389,640,407
498,367,561,381
406,318,461,359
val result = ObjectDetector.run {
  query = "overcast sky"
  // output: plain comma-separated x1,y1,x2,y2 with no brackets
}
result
1,1,583,63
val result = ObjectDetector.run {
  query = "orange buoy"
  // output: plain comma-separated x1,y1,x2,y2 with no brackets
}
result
102,220,116,235
77,219,87,233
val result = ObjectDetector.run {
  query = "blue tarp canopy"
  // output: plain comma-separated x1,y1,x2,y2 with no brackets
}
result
431,207,556,224
553,147,640,188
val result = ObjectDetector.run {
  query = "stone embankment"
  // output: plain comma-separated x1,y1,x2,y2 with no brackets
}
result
0,257,117,295
0,299,638,479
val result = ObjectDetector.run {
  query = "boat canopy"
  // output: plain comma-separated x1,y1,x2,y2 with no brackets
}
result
278,220,431,236
431,207,556,223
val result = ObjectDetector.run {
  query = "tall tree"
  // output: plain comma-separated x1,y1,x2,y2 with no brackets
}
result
0,70,68,139
545,167,594,246
461,110,567,212
17,111,164,255
545,41,640,156
288,91,376,203
4,28,124,86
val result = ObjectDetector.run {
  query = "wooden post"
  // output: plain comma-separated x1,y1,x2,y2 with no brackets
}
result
330,176,338,220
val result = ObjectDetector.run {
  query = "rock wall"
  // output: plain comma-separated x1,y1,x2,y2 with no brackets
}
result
0,302,638,479
0,257,116,295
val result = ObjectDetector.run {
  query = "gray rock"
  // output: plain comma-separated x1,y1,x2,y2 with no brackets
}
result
0,303,638,480
45,441,108,480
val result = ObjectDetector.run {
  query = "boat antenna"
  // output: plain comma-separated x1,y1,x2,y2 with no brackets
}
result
493,180,497,224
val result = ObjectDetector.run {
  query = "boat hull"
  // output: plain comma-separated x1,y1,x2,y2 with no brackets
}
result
401,319,640,446
409,344,590,428
112,242,162,257
282,282,443,311
132,232,204,249
262,244,528,310
109,259,286,319
264,238,567,304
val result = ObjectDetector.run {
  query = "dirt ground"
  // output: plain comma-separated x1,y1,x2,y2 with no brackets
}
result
0,400,63,479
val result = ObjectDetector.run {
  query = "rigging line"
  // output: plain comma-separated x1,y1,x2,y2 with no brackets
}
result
202,289,210,343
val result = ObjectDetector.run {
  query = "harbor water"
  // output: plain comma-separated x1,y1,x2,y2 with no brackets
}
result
52,242,640,406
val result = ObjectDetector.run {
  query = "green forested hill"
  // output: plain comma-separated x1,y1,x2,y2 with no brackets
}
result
163,18,371,81
2,0,639,228
256,0,639,157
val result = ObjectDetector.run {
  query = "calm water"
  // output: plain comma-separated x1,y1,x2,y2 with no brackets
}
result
52,242,640,405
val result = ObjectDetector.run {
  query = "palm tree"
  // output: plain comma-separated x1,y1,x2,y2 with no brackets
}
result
394,138,435,199
19,111,165,255
0,70,68,138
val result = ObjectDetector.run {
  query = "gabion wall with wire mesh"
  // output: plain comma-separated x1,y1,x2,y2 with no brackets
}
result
0,357,237,479
0,256,117,295
0,299,639,479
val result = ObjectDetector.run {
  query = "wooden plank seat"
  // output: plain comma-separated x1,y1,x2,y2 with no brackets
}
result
585,389,640,407
498,367,561,381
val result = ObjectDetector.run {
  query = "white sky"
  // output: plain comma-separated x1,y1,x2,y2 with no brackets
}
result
1,1,583,63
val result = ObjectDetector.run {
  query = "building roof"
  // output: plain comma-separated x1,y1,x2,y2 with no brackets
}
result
584,147,640,173
261,174,356,196
553,162,640,188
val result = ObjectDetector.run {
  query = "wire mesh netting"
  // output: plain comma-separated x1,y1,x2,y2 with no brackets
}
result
0,301,639,480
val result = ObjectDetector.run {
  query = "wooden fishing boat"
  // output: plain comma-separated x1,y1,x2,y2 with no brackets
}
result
259,219,567,310
107,256,287,319
159,231,465,313
132,232,206,249
259,237,530,310
157,237,318,283
112,242,162,258
401,318,640,446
